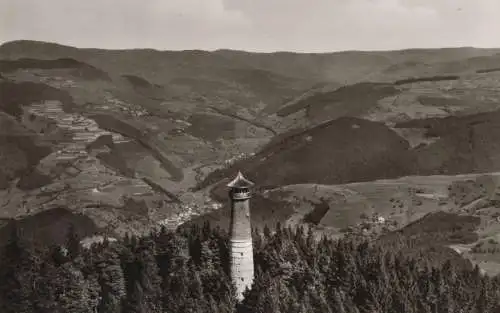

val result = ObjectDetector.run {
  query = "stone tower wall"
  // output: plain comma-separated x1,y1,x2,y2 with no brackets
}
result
230,196,254,301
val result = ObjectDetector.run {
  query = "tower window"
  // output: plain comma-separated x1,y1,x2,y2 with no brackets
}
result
241,278,244,281
240,252,243,256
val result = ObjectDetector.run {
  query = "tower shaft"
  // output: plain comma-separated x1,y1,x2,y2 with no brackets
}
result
230,198,254,301
227,172,255,302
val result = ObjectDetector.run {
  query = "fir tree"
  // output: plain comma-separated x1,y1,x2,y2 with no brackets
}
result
1,219,500,312
66,223,82,260
97,249,126,313
131,239,162,313
0,223,37,313
54,263,93,313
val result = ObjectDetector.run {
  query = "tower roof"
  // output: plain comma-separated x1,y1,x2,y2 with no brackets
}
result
227,171,254,188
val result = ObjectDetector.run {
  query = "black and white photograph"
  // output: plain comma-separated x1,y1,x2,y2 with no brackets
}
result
1,0,500,312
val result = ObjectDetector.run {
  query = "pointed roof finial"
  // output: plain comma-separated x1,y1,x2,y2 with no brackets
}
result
227,171,255,188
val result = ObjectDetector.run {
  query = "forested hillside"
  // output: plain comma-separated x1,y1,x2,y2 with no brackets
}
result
2,220,500,313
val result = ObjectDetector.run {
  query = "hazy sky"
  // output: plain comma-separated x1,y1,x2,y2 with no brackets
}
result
1,0,499,52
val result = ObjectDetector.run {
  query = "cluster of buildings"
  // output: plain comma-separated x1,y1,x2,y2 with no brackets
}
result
407,74,500,100
405,82,444,95
101,91,150,117
158,211,195,231
80,235,118,250
457,73,500,90
157,200,223,231
38,75,77,89
24,100,129,161
223,152,254,167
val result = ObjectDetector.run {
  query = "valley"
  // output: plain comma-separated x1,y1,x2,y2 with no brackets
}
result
2,40,500,276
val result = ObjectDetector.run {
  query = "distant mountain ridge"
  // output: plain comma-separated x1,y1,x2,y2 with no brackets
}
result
2,40,500,83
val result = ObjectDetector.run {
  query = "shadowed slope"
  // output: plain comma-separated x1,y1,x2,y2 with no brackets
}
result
0,207,101,248
200,117,415,197
377,211,480,268
0,58,110,81
396,110,500,175
0,80,74,118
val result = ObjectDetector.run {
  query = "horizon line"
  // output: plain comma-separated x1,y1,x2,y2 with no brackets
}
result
2,39,500,55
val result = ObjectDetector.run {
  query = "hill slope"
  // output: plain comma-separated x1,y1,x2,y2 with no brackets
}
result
2,40,500,241
200,106,500,198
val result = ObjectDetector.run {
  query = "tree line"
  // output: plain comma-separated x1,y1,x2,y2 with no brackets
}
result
1,220,500,313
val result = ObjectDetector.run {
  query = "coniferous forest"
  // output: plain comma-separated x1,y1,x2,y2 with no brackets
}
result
2,221,500,313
